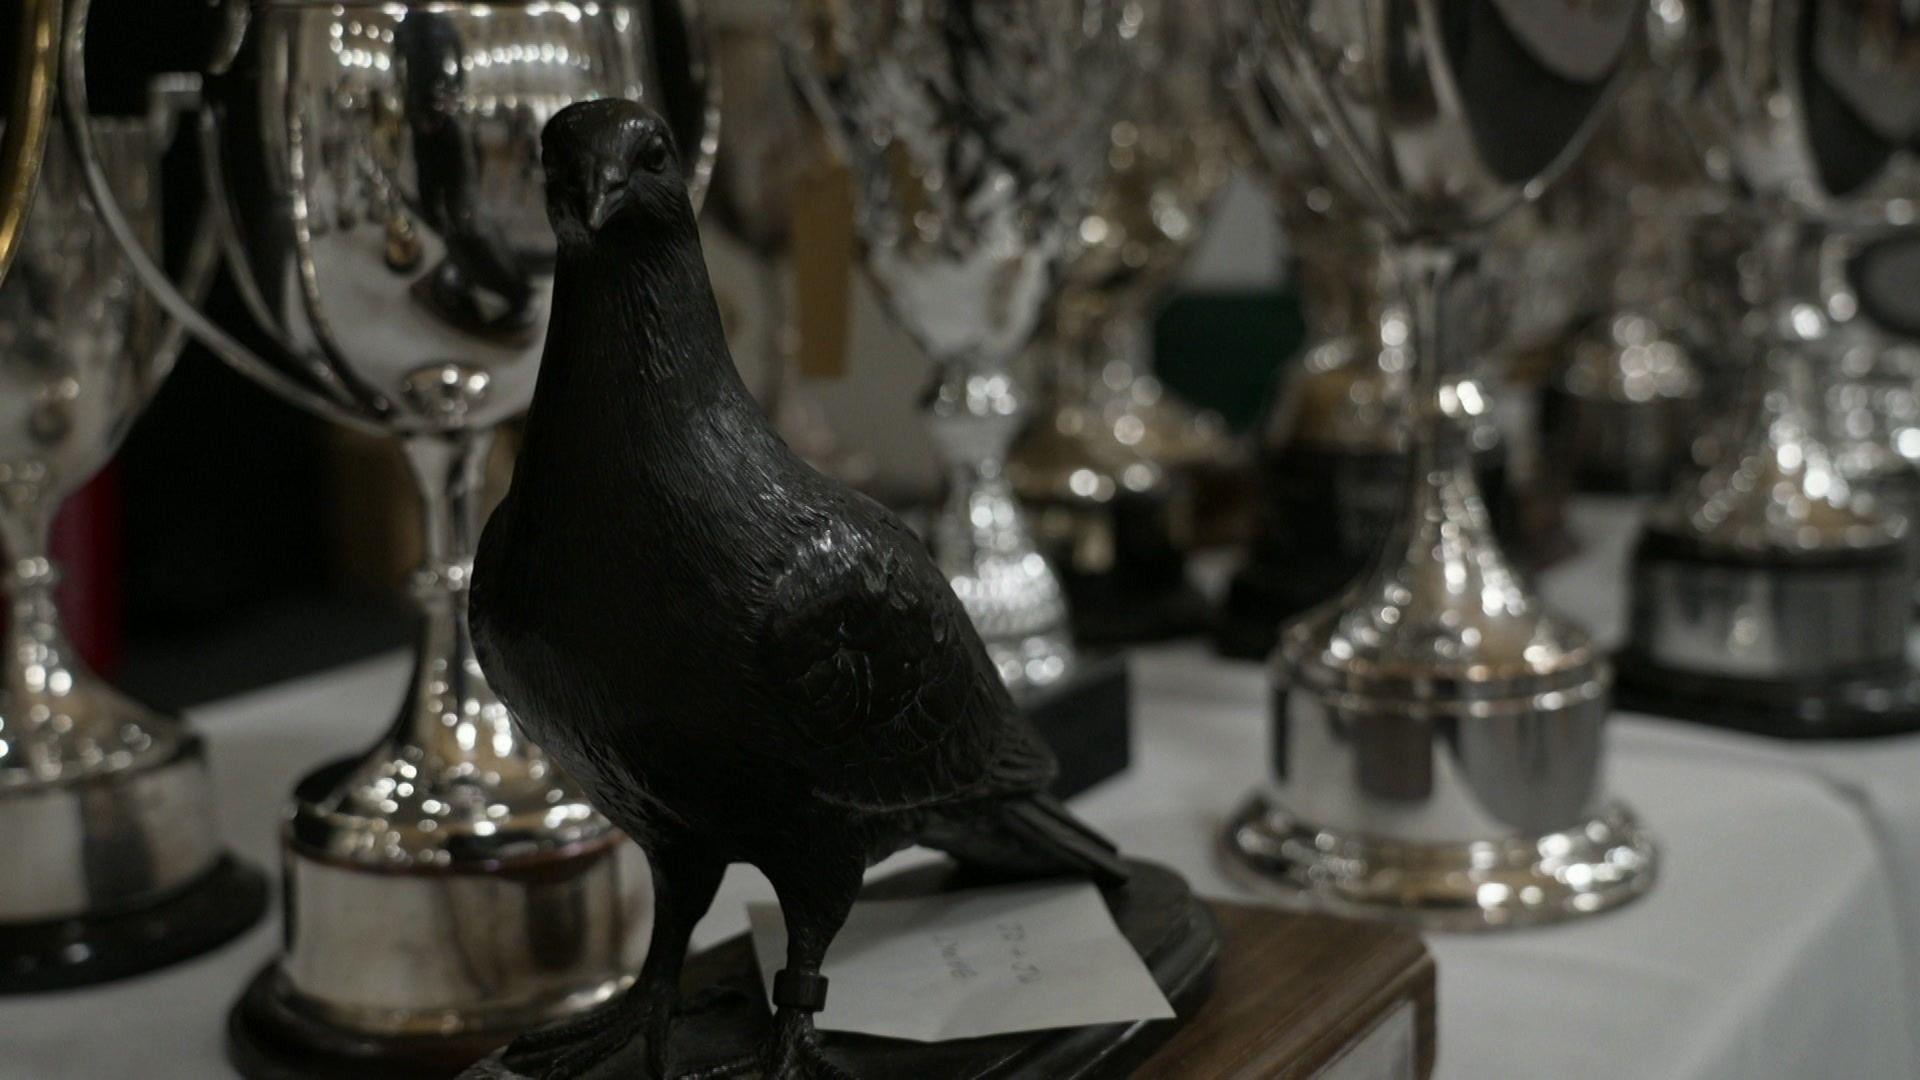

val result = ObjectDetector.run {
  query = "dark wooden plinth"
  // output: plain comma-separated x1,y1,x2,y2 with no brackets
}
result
1135,903,1435,1078
1616,651,1920,739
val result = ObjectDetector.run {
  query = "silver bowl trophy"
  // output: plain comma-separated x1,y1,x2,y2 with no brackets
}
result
0,107,266,992
1616,0,1920,737
1220,84,1511,660
790,0,1136,796
64,0,715,1072
1006,0,1235,646
1540,25,1708,497
1223,0,1658,928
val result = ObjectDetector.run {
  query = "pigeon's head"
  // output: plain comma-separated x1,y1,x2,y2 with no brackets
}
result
542,99,687,247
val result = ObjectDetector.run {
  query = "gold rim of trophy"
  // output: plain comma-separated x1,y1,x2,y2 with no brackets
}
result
0,0,60,285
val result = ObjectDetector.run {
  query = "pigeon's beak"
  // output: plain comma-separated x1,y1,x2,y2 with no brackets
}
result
585,185,624,232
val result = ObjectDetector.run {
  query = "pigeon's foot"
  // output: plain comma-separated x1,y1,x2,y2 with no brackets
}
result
498,987,662,1080
761,1011,856,1080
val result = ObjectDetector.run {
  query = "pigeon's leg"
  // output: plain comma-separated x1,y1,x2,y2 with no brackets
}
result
756,853,864,1080
511,836,726,1080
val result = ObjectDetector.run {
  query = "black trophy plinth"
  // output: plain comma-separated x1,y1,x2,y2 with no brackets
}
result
1030,490,1212,646
0,854,267,995
1618,528,1920,738
467,860,1219,1080
1024,652,1132,799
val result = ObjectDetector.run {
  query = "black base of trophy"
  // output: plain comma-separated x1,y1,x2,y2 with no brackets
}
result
466,860,1220,1080
1615,652,1920,739
229,963,537,1080
0,854,267,995
1024,652,1132,798
1216,559,1349,661
1063,573,1213,647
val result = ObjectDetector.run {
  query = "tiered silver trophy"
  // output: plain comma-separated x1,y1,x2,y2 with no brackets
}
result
1007,0,1235,645
64,0,714,1072
0,106,265,992
789,0,1129,709
1223,0,1658,928
1617,0,1920,737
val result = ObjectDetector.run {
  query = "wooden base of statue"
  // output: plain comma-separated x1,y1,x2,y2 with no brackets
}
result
468,861,1217,1079
468,860,1435,1080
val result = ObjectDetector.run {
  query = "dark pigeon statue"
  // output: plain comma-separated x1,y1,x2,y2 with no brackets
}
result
470,98,1129,1080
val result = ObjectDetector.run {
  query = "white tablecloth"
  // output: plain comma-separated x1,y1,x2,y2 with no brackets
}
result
6,505,1920,1078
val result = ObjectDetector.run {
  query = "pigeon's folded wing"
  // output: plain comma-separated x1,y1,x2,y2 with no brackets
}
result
754,518,1050,813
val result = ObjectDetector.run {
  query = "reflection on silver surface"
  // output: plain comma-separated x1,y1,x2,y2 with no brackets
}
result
1225,0,1655,928
65,0,711,1045
1628,1,1920,715
791,0,1132,693
0,117,223,923
1013,0,1234,514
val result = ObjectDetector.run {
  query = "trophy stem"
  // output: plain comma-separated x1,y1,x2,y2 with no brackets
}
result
385,431,522,770
925,358,1075,694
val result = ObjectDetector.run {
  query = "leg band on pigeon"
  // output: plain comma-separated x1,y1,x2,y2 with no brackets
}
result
773,969,830,1013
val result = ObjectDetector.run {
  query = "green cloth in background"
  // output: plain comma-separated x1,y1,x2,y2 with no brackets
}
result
1153,289,1305,435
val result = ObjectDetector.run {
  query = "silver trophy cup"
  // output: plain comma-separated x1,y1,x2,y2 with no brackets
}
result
788,0,1132,696
1223,0,1658,928
64,0,715,1070
1617,0,1920,737
0,111,265,992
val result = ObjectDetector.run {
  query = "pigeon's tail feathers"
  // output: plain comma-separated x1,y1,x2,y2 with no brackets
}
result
922,793,1130,889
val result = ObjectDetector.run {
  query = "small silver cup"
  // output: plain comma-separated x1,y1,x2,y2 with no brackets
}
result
1223,0,1658,929
0,109,266,993
64,0,716,1069
789,0,1134,694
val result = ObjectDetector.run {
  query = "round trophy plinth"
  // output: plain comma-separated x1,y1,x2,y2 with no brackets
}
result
1223,794,1656,931
1025,490,1210,645
1222,653,1657,931
1618,526,1920,737
0,712,268,993
1540,332,1700,496
227,756,645,1080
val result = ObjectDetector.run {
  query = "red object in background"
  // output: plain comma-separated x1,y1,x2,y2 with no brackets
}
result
48,467,125,676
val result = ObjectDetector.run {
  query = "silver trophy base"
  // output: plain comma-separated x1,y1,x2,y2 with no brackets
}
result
0,686,268,992
227,755,645,1080
1222,793,1656,931
1621,525,1920,737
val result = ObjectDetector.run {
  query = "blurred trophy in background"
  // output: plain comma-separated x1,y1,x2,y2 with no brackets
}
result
1224,0,1658,927
1619,0,1920,737
0,107,264,992
791,0,1137,774
66,0,714,1071
1007,0,1234,646
705,0,869,485
1540,28,1709,496
1220,97,1510,660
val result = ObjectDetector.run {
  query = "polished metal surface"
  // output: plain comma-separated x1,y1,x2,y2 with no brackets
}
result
791,0,1133,693
0,117,226,923
64,0,712,1043
0,0,59,285
1629,0,1920,702
1227,0,1653,927
1013,0,1234,518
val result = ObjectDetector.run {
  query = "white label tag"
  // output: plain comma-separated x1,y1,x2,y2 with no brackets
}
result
746,880,1174,1043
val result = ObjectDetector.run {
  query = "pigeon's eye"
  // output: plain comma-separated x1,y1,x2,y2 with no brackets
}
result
635,133,670,174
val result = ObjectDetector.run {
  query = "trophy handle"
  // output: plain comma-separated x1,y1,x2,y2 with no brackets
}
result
0,0,61,284
58,0,385,434
653,0,722,211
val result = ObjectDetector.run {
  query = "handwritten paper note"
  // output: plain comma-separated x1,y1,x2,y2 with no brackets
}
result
745,880,1173,1043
